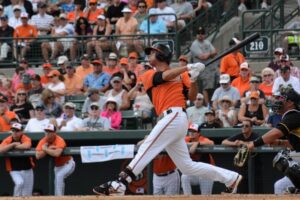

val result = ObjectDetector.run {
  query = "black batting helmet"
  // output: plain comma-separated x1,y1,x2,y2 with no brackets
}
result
272,87,300,113
145,43,172,64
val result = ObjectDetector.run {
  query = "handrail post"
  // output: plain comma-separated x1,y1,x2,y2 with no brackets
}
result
48,157,55,195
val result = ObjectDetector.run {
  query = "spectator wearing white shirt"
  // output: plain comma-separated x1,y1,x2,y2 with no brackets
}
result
272,66,300,95
25,104,50,132
56,102,83,131
186,93,208,126
156,0,176,31
30,2,54,36
46,70,66,105
8,5,22,28
4,2,26,19
41,13,74,62
81,88,107,118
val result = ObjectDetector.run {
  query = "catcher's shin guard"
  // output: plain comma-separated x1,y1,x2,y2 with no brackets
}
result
273,150,300,189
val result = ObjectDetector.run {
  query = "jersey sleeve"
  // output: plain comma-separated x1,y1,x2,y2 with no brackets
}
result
55,137,67,149
181,72,191,89
141,70,155,91
0,137,12,146
276,111,300,136
36,138,46,151
21,135,32,146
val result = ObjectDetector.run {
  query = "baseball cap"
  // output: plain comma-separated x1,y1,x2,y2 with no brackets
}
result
89,0,97,3
188,123,199,132
0,93,8,103
47,70,60,77
274,47,284,54
111,76,122,83
57,56,69,65
219,74,230,84
250,76,260,83
280,54,289,61
129,52,138,59
37,2,47,8
109,52,118,60
219,95,233,104
0,15,8,20
59,13,67,19
240,62,249,70
42,63,52,69
97,15,106,20
44,124,56,132
179,55,188,63
105,97,118,106
122,7,132,13
11,122,23,131
250,91,259,99
196,93,204,99
92,59,102,65
229,37,241,46
13,5,21,11
80,54,89,60
280,65,291,72
90,102,99,108
88,88,99,96
64,102,76,109
20,12,29,19
205,110,215,115
120,57,128,65
197,26,205,35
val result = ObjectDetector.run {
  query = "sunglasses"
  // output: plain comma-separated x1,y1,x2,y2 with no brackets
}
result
89,3,96,5
263,74,272,77
48,76,54,78
65,106,75,110
113,81,121,84
241,68,248,71
91,106,99,110
35,108,44,111
221,83,228,85
45,130,54,134
242,124,250,128
18,93,26,96
196,98,203,100
250,81,259,83
138,5,146,8
48,96,54,99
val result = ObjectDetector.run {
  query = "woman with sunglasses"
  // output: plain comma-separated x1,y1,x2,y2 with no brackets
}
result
259,67,275,99
70,17,93,61
46,70,66,105
216,95,237,128
0,122,34,196
101,97,122,130
10,87,34,125
40,89,63,118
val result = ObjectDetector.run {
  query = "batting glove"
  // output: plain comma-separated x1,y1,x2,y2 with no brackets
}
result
187,62,205,73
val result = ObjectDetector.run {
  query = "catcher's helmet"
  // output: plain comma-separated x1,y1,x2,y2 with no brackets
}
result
272,87,300,113
145,43,172,64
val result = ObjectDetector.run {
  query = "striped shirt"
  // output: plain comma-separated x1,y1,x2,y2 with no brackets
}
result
30,14,54,33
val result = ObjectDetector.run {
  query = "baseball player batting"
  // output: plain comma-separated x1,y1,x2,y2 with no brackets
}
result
92,43,242,195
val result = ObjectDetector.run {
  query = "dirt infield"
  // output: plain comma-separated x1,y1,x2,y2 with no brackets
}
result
0,195,299,200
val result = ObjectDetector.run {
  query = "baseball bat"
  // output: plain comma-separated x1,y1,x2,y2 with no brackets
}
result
205,32,260,66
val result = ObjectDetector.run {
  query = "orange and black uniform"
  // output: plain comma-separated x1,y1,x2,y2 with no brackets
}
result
0,134,34,171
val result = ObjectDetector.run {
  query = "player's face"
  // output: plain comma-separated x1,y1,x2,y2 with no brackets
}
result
189,130,199,140
148,50,157,65
11,129,22,140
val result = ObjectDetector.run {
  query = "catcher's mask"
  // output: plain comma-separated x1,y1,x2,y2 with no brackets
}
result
272,88,300,113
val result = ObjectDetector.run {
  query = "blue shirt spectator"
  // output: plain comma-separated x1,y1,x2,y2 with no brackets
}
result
267,113,282,128
83,60,111,92
60,3,75,13
140,8,167,34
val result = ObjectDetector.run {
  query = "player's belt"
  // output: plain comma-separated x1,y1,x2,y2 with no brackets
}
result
160,107,186,119
155,170,175,177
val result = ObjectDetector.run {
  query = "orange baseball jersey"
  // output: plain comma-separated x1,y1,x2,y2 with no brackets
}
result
0,109,17,132
185,136,215,165
13,24,38,41
220,52,245,78
36,135,72,167
0,134,35,171
153,154,176,174
141,69,190,116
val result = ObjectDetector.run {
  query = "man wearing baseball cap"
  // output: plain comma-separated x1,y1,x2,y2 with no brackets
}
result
0,122,34,196
13,12,38,60
181,123,215,195
76,54,94,81
231,62,251,96
64,62,84,96
56,102,83,131
0,15,14,61
57,56,69,75
0,93,17,132
36,123,75,196
103,52,121,75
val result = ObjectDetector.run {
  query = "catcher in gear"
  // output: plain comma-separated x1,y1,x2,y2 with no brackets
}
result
248,87,300,194
222,119,261,193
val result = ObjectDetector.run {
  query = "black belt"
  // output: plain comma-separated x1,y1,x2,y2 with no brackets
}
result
158,108,186,120
155,170,175,177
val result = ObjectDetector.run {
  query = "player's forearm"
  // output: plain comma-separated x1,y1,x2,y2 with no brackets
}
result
188,82,198,102
162,66,187,81
15,143,31,150
44,148,63,157
261,128,284,145
0,144,15,153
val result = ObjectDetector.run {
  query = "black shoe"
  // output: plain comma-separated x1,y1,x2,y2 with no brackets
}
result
286,186,300,194
223,174,243,194
93,180,126,196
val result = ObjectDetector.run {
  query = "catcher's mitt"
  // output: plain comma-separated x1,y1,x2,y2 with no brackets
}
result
234,144,249,167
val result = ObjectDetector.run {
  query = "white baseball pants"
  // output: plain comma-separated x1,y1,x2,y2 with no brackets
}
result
128,108,239,188
10,169,34,196
54,158,75,196
181,174,214,195
153,170,180,195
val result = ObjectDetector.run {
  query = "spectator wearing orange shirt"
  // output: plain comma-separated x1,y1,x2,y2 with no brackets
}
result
40,63,53,87
36,123,75,196
231,62,251,97
0,93,18,132
64,63,84,96
84,0,105,25
13,12,37,60
259,67,275,98
67,2,84,24
103,52,121,75
220,38,245,81
76,54,94,82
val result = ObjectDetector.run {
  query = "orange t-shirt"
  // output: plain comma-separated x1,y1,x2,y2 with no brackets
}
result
14,24,38,42
102,66,121,76
40,75,50,86
145,0,154,8
0,110,17,132
64,74,83,95
36,135,72,167
185,136,215,165
231,76,250,96
259,83,273,97
220,52,245,77
85,8,104,24
153,154,176,174
0,134,35,171
76,65,94,79
141,69,190,116
67,11,85,23
128,64,144,77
